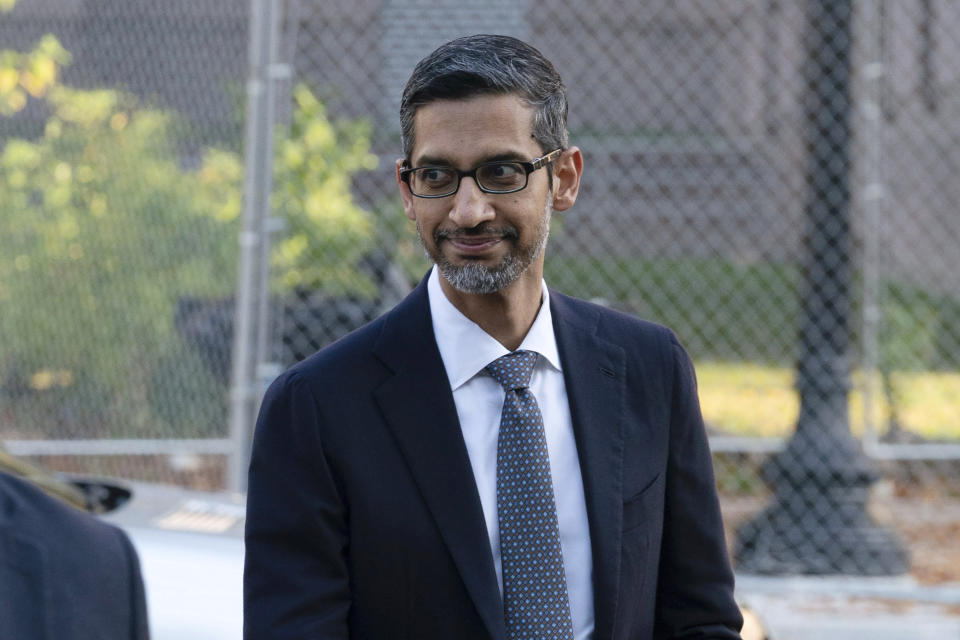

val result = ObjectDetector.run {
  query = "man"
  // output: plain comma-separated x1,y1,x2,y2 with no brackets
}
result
244,34,742,640
0,469,150,639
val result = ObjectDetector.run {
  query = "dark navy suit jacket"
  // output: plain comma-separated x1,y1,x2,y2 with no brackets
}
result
0,471,149,640
244,276,742,639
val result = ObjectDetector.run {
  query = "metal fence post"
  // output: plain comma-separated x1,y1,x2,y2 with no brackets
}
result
227,0,282,494
861,0,885,452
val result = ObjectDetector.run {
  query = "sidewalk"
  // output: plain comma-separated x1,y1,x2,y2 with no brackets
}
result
736,574,960,639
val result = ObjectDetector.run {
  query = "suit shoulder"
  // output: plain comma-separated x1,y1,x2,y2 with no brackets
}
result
551,289,679,345
0,471,131,553
0,471,148,638
550,290,690,384
287,311,388,378
262,309,392,405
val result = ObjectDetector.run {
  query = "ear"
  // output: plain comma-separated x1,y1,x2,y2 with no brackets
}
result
551,146,583,212
396,158,417,221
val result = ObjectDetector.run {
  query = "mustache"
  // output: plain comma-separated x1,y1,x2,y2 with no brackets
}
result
434,225,518,241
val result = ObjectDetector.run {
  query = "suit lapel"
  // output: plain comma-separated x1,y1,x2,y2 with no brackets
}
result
372,279,506,640
551,291,626,640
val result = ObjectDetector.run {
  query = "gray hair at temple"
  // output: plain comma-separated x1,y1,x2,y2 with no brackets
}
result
399,34,569,163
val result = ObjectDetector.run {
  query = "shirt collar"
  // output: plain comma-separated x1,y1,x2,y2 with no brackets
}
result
427,266,562,391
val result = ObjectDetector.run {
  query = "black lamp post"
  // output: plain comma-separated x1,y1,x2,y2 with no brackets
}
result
734,0,908,574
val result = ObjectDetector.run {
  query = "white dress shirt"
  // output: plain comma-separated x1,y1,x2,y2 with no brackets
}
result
427,267,595,640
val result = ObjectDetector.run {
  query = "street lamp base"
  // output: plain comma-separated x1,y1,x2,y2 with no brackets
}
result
735,491,910,575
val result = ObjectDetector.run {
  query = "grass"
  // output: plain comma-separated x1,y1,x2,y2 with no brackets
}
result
544,254,960,368
544,254,960,440
696,361,960,440
545,254,801,363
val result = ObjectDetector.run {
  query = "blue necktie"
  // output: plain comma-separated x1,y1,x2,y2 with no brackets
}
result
486,350,574,640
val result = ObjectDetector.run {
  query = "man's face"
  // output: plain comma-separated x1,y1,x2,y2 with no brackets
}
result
398,94,554,295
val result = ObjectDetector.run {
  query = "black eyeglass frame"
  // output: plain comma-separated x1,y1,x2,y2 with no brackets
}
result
399,148,564,198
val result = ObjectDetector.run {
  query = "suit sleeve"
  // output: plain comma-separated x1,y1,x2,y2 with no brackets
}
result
654,336,743,639
244,371,350,639
115,525,150,640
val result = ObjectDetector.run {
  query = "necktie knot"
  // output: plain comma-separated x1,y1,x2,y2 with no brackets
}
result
485,350,538,391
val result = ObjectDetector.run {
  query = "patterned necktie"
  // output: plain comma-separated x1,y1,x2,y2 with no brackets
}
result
486,350,574,640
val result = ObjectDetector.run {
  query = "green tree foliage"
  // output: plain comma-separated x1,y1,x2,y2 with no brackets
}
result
0,87,234,436
191,84,381,297
0,53,379,437
272,85,379,296
0,33,71,115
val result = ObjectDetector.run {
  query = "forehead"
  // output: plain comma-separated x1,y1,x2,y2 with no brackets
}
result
410,94,539,165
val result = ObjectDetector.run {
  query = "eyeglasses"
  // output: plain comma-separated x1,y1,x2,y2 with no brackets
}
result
400,148,563,198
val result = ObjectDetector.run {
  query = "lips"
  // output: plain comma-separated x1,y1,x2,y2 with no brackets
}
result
435,226,517,256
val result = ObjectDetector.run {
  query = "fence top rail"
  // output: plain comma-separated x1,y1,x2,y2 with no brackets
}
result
1,439,235,456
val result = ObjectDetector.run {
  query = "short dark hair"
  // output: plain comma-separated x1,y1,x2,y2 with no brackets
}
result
399,34,568,162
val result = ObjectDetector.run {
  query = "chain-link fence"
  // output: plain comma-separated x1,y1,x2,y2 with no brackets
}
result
0,0,248,488
2,0,959,578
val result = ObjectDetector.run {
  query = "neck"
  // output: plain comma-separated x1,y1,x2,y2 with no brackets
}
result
438,268,543,351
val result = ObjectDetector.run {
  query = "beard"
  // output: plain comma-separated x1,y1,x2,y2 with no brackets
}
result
418,201,552,295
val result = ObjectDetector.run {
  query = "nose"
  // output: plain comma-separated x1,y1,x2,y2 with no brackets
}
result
448,176,494,228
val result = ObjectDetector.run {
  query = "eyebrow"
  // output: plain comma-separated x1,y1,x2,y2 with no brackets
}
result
412,151,529,168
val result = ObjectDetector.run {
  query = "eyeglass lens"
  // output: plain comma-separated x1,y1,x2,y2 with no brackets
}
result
409,162,526,196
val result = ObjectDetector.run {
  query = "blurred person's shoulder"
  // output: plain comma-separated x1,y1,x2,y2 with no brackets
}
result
3,469,90,528
0,468,138,563
0,469,148,639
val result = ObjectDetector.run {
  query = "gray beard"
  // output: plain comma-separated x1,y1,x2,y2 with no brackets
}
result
420,202,552,295
436,253,526,295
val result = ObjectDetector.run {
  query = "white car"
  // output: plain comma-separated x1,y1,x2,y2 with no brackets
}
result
88,478,245,640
